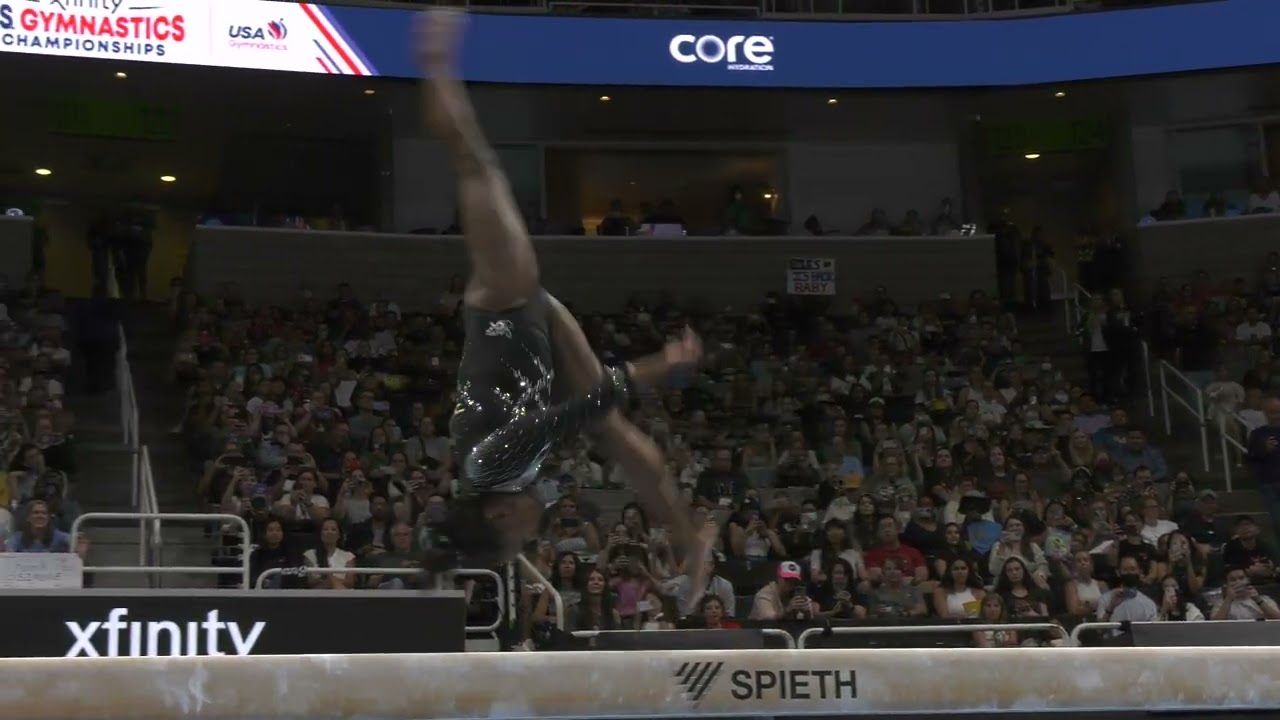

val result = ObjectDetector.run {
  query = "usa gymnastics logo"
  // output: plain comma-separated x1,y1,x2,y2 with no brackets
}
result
228,19,288,51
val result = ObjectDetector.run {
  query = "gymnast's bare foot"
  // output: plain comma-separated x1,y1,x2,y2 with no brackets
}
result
416,9,470,140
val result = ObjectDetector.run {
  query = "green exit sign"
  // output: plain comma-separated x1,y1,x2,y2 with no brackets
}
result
982,118,1109,156
48,98,177,142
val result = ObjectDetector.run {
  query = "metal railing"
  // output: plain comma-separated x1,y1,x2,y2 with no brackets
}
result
1158,360,1211,473
1218,412,1250,492
517,554,565,631
571,627,797,648
255,567,506,634
796,621,1067,648
71,513,252,589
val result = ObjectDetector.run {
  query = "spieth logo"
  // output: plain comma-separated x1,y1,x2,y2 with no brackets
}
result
668,34,774,72
65,608,266,657
228,19,288,50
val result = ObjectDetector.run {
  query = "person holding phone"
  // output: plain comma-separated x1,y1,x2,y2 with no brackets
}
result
1210,566,1280,620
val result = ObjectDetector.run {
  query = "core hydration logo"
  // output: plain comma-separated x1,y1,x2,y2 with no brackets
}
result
674,662,857,706
0,0,185,58
668,33,774,72
64,607,266,657
227,18,288,51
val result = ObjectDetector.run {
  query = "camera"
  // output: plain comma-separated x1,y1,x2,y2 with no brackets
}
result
250,495,268,512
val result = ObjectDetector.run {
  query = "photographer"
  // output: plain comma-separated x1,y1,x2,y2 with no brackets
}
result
273,468,330,531
749,561,817,621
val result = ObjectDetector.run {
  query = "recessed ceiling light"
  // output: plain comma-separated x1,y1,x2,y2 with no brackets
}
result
160,175,177,183
599,95,611,102
115,71,127,79
1054,91,1066,98
34,168,51,176
826,98,838,105
1024,153,1042,160
363,89,375,96
763,192,774,199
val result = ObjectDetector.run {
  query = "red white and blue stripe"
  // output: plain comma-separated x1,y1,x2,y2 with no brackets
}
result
299,2,376,76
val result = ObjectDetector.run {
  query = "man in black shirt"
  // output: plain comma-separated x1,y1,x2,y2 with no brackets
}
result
1172,306,1217,388
1222,515,1278,586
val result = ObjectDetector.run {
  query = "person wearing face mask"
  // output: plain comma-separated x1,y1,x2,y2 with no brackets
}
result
1096,555,1159,626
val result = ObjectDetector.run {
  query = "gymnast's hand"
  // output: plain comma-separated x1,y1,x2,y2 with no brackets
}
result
664,327,703,369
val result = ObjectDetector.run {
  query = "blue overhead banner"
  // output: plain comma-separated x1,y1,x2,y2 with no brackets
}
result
0,0,1277,87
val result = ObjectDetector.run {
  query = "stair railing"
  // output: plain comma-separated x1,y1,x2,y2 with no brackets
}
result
1158,360,1211,473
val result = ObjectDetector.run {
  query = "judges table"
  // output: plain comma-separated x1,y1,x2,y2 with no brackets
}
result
187,228,997,312
1133,213,1280,298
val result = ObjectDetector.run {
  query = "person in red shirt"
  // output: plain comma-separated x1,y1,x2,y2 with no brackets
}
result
862,515,929,584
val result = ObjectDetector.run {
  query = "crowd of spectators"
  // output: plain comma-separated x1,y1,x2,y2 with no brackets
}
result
165,270,1280,648
0,273,90,559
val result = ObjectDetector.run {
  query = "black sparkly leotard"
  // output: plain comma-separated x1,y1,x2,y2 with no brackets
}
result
450,291,627,494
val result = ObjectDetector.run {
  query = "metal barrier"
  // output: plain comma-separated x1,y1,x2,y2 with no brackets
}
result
1070,621,1121,646
1159,360,1211,472
571,627,797,648
796,621,1067,648
1218,412,1251,492
518,553,564,631
71,512,252,589
255,567,506,634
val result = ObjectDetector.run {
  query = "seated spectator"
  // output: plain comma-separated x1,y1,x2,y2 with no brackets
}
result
694,447,747,507
664,551,735,618
365,521,421,589
1064,551,1107,618
808,519,865,584
1096,555,1158,623
609,547,656,625
1114,510,1163,585
1136,494,1178,546
302,517,355,590
750,561,817,621
995,557,1049,618
864,556,927,619
1247,177,1280,214
820,479,864,525
933,556,984,619
547,496,600,556
1156,574,1205,622
727,503,786,560
930,521,982,583
694,595,741,629
576,568,621,631
972,594,1019,648
1221,515,1278,585
774,432,821,487
987,516,1049,583
5,499,69,552
1111,428,1168,481
1210,566,1280,620
347,494,394,559
809,557,865,620
1158,530,1205,597
274,468,330,530
863,515,928,584
332,468,373,527
249,517,302,588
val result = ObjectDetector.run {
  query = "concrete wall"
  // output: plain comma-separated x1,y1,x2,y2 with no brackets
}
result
187,229,997,313
0,216,34,282
1133,214,1280,299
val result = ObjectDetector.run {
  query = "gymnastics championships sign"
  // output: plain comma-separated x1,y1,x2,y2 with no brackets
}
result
2,0,1280,87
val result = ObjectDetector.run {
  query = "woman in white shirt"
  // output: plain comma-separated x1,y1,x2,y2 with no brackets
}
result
1063,550,1106,617
302,518,355,589
933,556,984,619
987,516,1049,585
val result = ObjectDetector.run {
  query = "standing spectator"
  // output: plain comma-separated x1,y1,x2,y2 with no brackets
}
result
1246,398,1280,538
1172,306,1217,389
249,517,302,589
1079,295,1112,403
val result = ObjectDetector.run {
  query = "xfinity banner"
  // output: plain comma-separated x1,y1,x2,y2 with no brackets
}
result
2,0,1280,87
0,590,466,657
